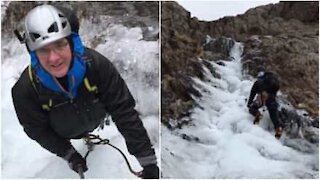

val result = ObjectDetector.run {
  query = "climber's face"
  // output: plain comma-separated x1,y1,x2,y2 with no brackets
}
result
36,38,72,78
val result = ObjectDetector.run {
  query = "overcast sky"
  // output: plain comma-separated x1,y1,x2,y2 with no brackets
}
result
176,0,280,21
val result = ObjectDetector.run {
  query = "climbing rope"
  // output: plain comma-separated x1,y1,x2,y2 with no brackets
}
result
79,134,142,178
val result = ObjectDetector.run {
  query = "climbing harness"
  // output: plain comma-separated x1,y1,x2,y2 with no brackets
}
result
78,134,142,179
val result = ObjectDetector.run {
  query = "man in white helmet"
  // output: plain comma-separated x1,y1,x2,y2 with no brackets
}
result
12,5,159,178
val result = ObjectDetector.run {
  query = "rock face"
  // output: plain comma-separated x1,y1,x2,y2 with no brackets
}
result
1,1,159,39
161,1,318,126
161,2,203,127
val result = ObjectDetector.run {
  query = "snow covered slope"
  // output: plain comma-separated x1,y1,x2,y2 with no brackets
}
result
1,17,159,178
162,41,318,178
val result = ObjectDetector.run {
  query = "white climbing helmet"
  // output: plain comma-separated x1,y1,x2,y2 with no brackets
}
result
24,5,71,51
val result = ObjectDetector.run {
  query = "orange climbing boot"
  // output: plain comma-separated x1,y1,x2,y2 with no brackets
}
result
253,112,263,125
275,127,283,139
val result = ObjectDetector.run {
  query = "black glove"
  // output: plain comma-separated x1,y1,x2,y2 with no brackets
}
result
68,151,88,174
140,164,159,179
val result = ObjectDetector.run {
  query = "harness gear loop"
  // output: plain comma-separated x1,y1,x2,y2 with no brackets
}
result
84,77,98,93
82,133,142,177
41,99,53,111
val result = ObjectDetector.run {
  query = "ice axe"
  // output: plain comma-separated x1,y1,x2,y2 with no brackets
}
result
77,166,85,179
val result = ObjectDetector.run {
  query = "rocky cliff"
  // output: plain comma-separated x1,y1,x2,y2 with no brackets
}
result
1,1,159,39
161,1,318,127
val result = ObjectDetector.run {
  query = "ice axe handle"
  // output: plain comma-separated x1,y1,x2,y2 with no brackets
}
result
77,166,85,179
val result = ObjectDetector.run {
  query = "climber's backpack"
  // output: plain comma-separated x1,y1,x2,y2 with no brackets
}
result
260,72,280,94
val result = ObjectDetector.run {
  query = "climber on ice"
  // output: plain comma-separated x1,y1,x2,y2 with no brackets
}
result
12,4,159,178
247,71,283,139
